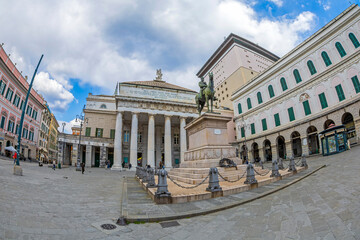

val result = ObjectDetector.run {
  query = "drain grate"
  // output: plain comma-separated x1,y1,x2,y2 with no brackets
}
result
101,223,117,230
160,221,180,228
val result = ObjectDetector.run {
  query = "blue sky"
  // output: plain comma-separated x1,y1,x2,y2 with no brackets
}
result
0,0,356,132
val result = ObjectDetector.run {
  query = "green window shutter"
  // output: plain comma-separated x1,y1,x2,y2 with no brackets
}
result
100,128,103,138
250,123,255,135
307,60,317,75
302,100,311,116
349,33,360,48
274,113,281,127
261,118,267,131
241,127,245,138
268,85,275,98
335,84,345,101
257,92,263,104
321,51,332,67
318,93,328,109
351,75,360,93
237,103,242,114
287,107,295,121
85,127,91,137
247,98,252,110
0,81,6,95
293,69,302,83
335,42,347,57
0,116,5,129
280,77,288,91
110,129,115,139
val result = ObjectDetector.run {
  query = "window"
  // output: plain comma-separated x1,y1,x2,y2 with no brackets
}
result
274,113,281,127
351,75,360,93
15,124,19,134
0,116,5,129
32,110,38,120
250,123,255,135
268,85,275,98
124,130,129,142
261,118,267,131
137,132,142,143
85,127,91,137
241,127,245,138
29,131,34,141
0,80,6,95
307,60,317,75
26,106,32,116
293,69,302,83
5,88,13,102
318,93,328,109
303,100,311,116
321,51,332,67
22,128,28,139
349,33,360,48
247,98,252,110
237,103,242,114
257,92,263,104
335,84,345,101
95,128,103,138
13,94,20,107
335,42,346,57
174,133,179,145
7,120,14,133
100,104,107,109
280,77,288,91
287,107,295,121
20,100,24,111
110,129,115,139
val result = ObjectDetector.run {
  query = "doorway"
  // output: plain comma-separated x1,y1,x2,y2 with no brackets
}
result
94,147,100,167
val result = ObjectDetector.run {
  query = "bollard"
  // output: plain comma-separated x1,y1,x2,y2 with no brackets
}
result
206,168,222,192
143,168,150,183
146,168,156,188
301,154,308,168
139,167,146,180
278,158,284,170
288,156,297,172
244,163,257,184
270,158,281,178
135,166,139,177
259,159,264,169
155,169,171,197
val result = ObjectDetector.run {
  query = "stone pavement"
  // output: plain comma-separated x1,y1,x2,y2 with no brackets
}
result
1,146,360,239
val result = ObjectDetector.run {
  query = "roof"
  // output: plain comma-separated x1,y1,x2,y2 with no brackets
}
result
197,33,280,77
319,125,346,135
120,80,197,93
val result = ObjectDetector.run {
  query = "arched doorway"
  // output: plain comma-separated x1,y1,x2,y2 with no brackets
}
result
252,142,259,162
6,141,11,147
324,119,335,130
342,112,356,141
307,126,319,155
263,140,272,161
277,136,286,159
291,131,302,157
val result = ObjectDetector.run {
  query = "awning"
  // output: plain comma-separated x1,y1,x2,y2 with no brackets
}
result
39,147,48,153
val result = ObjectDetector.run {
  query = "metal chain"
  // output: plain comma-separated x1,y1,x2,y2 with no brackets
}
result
218,170,247,183
295,158,302,166
167,173,210,189
253,168,271,176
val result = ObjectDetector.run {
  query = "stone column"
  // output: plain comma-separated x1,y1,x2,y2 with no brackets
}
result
147,114,155,168
301,137,309,156
180,117,187,164
354,117,360,143
129,112,139,170
285,141,292,159
100,146,107,168
164,115,172,169
72,143,78,167
155,126,162,168
271,144,278,161
85,145,92,167
112,111,123,170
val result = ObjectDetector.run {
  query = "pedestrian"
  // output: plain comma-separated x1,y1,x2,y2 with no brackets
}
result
122,161,125,168
128,163,132,170
52,160,56,170
81,162,85,174
13,151,17,164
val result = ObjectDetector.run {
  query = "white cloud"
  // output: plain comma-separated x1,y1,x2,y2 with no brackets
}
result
267,0,283,7
317,0,331,11
57,119,77,134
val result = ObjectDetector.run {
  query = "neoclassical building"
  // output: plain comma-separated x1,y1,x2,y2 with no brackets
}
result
58,72,199,169
231,4,360,161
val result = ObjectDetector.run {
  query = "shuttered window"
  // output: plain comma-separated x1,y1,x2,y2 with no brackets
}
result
307,60,317,75
110,129,115,139
293,69,302,83
351,75,360,93
274,113,281,127
280,77,288,91
241,127,245,138
85,127,91,137
247,98,252,110
268,85,275,98
318,93,328,109
321,51,332,67
335,84,345,101
261,118,267,131
257,92,263,104
349,33,360,48
237,103,242,114
287,107,295,122
335,42,346,57
251,123,255,135
303,100,311,116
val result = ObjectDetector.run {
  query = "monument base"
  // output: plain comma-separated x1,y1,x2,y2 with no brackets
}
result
13,165,23,176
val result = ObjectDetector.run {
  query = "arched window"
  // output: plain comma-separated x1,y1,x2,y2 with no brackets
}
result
257,92,263,104
280,77,288,91
247,98,252,110
268,85,275,98
237,103,242,114
335,42,347,57
349,33,360,48
307,60,317,75
100,104,107,109
293,69,302,83
321,51,332,67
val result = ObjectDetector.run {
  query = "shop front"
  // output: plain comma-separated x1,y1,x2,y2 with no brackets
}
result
319,125,348,156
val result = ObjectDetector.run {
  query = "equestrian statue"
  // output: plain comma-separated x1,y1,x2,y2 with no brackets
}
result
195,72,218,115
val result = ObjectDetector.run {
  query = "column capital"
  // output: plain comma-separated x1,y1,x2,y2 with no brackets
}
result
164,114,172,119
132,112,140,116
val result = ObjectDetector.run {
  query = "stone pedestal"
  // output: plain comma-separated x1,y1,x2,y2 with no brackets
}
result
13,165,23,176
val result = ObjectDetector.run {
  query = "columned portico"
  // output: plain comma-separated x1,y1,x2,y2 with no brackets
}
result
180,117,187,164
155,126,162,168
129,112,139,169
147,114,155,167
112,111,123,170
164,115,172,168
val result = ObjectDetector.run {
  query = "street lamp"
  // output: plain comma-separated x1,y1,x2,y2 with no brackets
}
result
61,122,66,169
75,107,88,171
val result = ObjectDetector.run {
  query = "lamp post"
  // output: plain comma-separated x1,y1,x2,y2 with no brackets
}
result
75,107,88,171
60,122,66,169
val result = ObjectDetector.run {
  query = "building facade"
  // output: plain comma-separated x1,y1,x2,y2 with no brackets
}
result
47,113,59,162
0,45,44,159
38,102,51,162
231,4,360,161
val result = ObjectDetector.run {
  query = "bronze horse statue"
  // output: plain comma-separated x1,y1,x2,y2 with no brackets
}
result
195,72,217,115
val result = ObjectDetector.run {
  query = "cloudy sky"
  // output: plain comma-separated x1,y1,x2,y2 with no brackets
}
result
0,0,354,132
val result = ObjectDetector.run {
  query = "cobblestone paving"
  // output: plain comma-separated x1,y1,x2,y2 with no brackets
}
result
1,146,360,239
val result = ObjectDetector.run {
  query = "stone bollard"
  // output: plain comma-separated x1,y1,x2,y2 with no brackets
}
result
155,169,171,197
259,159,264,169
278,158,284,170
288,156,297,172
244,163,257,184
206,168,222,192
146,168,156,188
135,166,139,177
301,154,308,168
139,167,145,180
270,158,281,178
143,168,150,183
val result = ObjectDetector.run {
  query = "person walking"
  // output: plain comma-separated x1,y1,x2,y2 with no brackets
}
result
81,162,85,174
52,160,56,170
13,151,17,164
